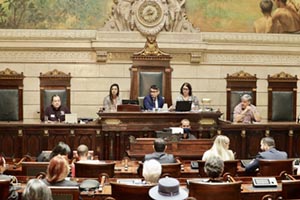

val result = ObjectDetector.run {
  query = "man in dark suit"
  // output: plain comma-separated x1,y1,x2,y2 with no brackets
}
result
143,85,164,111
245,137,287,173
144,138,175,164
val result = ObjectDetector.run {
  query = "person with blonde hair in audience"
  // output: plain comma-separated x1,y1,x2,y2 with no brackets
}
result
202,135,235,161
142,159,162,184
23,179,52,200
42,155,78,186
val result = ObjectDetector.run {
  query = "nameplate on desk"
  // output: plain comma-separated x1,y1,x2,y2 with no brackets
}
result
252,177,277,187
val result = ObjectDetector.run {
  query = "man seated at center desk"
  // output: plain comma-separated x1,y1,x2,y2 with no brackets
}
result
143,85,164,111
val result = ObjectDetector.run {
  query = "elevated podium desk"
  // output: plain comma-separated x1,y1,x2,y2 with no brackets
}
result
127,138,214,160
98,111,222,159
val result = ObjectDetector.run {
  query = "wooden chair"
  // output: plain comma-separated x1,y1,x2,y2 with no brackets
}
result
267,72,297,121
130,37,173,106
0,179,10,200
49,186,79,200
110,182,156,200
0,68,24,121
258,159,294,176
21,162,49,176
280,180,300,199
225,71,257,121
39,69,71,121
197,160,239,177
188,180,242,200
137,161,182,178
74,161,115,178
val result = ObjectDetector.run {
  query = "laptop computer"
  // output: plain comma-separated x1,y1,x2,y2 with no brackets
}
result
122,99,139,105
175,101,192,112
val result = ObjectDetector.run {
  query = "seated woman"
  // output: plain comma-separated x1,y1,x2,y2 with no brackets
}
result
37,141,71,162
42,155,78,187
23,179,52,200
0,156,18,200
103,83,122,112
175,82,199,110
202,135,234,161
204,156,224,182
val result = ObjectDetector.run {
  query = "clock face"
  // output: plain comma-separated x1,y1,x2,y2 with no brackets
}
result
137,1,163,27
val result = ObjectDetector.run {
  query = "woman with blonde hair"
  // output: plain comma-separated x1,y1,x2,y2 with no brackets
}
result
202,135,234,161
42,155,78,186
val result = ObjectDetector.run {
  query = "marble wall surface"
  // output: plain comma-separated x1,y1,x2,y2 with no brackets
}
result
1,29,299,121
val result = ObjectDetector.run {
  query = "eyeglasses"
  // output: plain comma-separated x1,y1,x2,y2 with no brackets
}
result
150,90,158,93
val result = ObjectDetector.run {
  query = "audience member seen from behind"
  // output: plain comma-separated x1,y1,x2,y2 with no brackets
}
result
253,0,280,33
204,156,224,182
37,141,71,162
143,85,164,111
233,94,261,123
175,82,199,110
180,118,196,139
144,138,175,164
22,179,52,200
143,159,162,184
103,83,122,112
202,135,235,161
76,144,100,163
272,0,300,33
44,94,70,122
0,156,18,200
245,137,287,173
42,155,78,187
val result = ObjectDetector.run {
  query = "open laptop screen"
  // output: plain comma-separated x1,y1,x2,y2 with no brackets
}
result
175,101,192,112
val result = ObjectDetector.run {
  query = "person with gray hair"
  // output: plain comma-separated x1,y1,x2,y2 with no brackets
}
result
233,94,261,123
142,159,162,183
23,179,53,200
204,156,224,182
245,137,287,173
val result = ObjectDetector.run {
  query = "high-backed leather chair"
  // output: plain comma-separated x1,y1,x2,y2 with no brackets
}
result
188,180,242,200
49,186,80,200
74,161,115,178
137,161,181,178
225,71,257,121
267,72,297,121
197,160,239,177
0,68,24,121
258,159,294,176
130,36,173,107
0,179,10,200
110,182,156,200
39,69,71,121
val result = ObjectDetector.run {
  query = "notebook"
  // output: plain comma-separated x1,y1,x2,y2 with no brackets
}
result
65,113,77,124
175,101,192,112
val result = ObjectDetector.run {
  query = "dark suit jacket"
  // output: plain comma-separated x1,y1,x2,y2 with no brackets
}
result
143,95,164,110
245,148,288,173
144,152,175,164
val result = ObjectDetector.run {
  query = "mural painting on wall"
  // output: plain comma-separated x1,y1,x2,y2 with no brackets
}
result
0,0,299,33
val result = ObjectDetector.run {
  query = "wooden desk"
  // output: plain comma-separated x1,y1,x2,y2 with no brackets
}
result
127,138,213,160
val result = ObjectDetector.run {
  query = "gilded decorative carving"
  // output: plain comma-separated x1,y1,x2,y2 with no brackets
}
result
18,129,23,137
289,130,293,137
40,69,71,77
104,119,121,125
269,72,297,80
265,129,270,137
134,36,169,56
240,130,246,138
226,70,257,81
198,118,216,125
0,68,24,79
